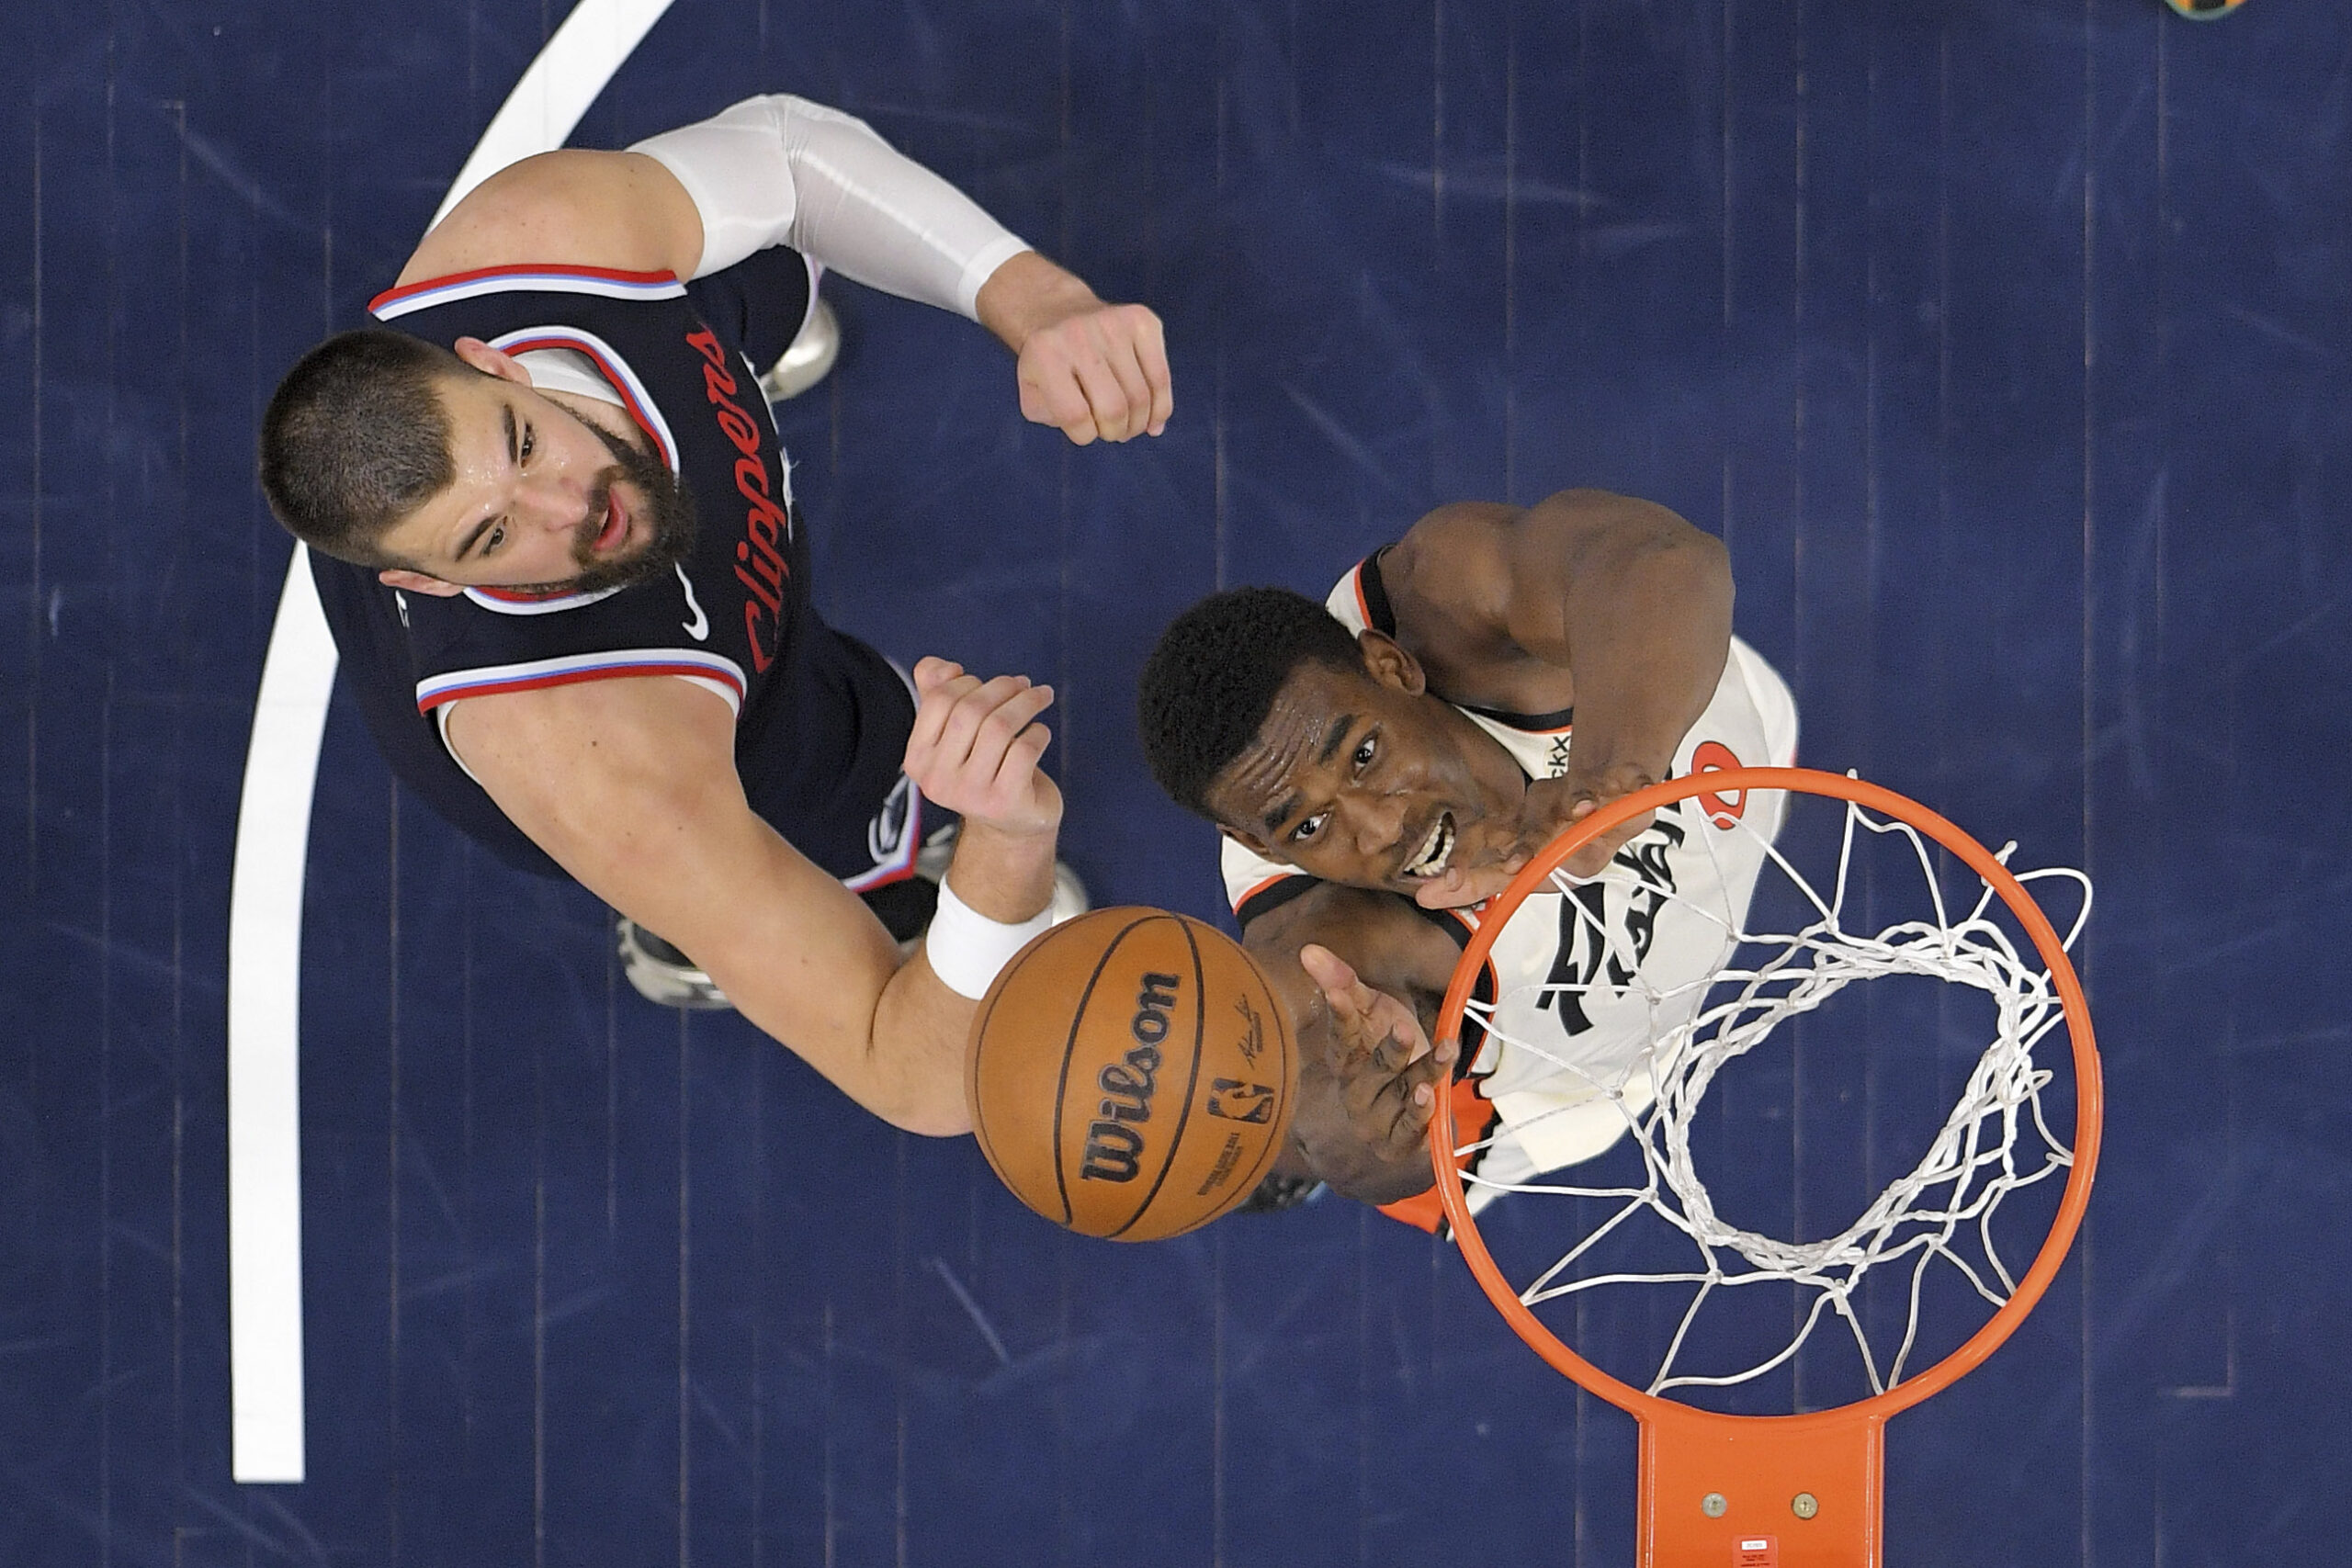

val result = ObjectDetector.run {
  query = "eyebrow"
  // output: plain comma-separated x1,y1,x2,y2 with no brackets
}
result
1259,711,1359,837
451,404,519,564
1316,713,1357,766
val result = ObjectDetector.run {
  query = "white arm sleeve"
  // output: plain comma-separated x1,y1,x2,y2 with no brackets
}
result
628,95,1032,320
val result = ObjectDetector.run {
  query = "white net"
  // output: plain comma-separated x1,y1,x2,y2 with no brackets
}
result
1452,784,2092,1403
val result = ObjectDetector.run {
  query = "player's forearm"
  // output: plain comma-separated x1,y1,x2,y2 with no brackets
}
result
834,820,1061,1137
450,680,982,1136
1558,522,1732,779
709,904,975,1137
587,797,971,1136
854,964,984,1137
629,95,1030,315
737,952,969,1134
933,818,1058,923
973,252,1108,356
692,908,977,1138
678,848,971,1137
1310,1135,1437,1206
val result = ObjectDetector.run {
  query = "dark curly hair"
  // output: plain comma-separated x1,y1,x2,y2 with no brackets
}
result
1137,585,1366,818
259,329,471,568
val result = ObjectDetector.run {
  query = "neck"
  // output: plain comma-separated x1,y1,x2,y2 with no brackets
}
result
1440,700,1537,799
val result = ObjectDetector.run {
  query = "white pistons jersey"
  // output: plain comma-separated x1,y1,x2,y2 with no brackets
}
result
1218,551,1800,1219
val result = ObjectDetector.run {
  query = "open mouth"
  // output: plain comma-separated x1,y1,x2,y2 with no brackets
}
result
589,491,628,555
1402,812,1455,879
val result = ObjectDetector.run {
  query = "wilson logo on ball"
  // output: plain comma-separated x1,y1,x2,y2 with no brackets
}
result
1079,971,1181,1183
967,908,1298,1240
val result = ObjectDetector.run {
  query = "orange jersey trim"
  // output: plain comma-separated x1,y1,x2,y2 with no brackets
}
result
1380,1078,1500,1235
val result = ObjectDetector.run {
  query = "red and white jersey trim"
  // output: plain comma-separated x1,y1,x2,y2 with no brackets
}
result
484,326,680,472
369,265,686,319
461,583,625,615
416,649,748,716
839,838,920,893
839,776,922,893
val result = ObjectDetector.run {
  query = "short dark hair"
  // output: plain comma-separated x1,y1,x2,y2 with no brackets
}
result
259,329,470,567
1136,585,1366,818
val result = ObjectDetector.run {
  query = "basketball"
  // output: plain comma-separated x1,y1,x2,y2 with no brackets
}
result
966,908,1298,1241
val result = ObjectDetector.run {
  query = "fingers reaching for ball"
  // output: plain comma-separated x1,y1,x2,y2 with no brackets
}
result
1297,942,1457,1163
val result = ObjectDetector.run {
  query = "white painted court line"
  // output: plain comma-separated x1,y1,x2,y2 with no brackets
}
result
431,0,675,229
227,550,334,1484
227,0,674,1484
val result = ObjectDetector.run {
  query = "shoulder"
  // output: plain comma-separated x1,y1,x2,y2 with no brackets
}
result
1505,490,1719,571
396,150,703,288
1387,501,1521,595
1386,490,1717,652
1381,501,1525,664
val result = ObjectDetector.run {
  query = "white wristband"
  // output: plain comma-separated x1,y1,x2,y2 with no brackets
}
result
924,879,1054,1001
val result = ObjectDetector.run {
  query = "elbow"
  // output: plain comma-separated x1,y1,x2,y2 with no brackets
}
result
866,1019,975,1139
1651,512,1730,581
850,1018,977,1140
1641,525,1732,627
887,1101,976,1140
1555,491,1733,612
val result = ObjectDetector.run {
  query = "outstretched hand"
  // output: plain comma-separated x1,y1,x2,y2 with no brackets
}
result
899,657,1061,840
1290,943,1458,1186
978,252,1172,446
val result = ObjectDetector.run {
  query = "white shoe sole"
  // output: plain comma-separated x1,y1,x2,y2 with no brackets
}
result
616,918,734,1010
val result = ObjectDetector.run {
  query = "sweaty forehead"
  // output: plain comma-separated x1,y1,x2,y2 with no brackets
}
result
439,374,519,451
1206,663,1363,832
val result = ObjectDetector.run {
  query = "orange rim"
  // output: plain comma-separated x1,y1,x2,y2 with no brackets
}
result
1430,766,2104,1430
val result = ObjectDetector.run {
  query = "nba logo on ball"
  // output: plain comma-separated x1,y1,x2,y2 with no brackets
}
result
1206,1078,1276,1122
967,908,1298,1240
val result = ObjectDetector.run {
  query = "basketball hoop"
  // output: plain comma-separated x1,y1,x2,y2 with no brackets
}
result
1430,768,2100,1566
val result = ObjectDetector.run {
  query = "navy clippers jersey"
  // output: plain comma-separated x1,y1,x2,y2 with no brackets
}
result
310,246,922,887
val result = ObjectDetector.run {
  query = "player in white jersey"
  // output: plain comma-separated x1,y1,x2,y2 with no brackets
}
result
1137,490,1797,1227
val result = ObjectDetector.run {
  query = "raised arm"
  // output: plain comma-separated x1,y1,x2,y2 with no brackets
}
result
400,96,1170,444
1385,489,1734,891
442,661,1060,1135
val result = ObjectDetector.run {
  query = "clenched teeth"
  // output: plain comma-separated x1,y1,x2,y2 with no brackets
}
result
1404,814,1454,877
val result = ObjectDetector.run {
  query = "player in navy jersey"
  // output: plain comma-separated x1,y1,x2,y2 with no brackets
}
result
1138,491,1797,1226
258,96,1170,1136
